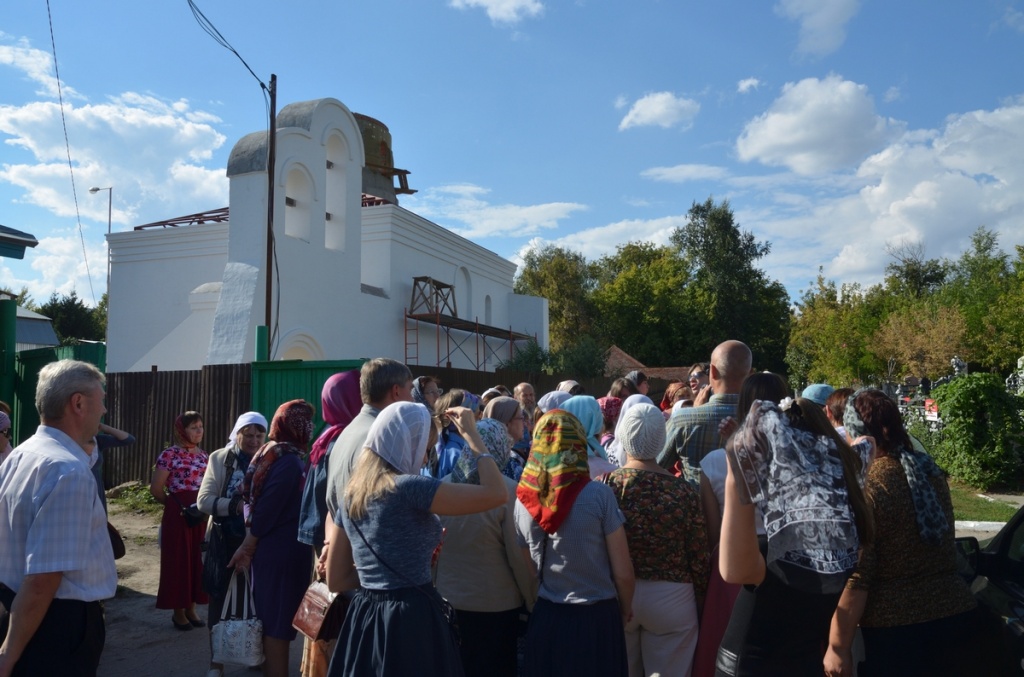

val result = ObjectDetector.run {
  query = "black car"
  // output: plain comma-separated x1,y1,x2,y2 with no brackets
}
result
957,504,1024,676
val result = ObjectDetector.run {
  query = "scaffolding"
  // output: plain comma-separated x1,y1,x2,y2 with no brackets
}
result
405,276,533,370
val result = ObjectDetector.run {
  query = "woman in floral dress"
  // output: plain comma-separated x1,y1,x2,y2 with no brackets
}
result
606,403,709,677
150,411,209,630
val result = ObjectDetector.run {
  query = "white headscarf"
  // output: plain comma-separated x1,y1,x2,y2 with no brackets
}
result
537,391,571,413
608,394,655,466
227,411,269,447
619,403,666,461
364,402,432,475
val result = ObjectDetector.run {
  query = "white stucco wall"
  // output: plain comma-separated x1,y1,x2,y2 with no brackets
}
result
106,97,547,372
107,223,228,372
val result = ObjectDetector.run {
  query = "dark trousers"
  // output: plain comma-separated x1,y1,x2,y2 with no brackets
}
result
454,607,521,677
859,608,978,677
0,584,105,677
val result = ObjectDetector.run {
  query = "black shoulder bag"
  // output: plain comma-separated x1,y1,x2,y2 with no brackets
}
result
348,518,461,646
203,451,239,596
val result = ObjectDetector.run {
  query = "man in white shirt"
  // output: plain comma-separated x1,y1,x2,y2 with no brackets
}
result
0,359,116,677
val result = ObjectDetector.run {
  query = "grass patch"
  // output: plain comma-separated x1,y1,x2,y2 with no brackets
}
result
949,482,1020,522
109,482,162,515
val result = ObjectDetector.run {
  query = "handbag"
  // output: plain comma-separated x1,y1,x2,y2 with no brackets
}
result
204,452,243,595
292,579,349,641
349,518,460,645
169,492,206,528
107,521,126,560
211,569,264,667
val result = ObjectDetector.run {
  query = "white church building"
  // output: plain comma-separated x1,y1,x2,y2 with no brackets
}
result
106,97,549,373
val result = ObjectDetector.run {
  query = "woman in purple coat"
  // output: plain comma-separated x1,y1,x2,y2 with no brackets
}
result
229,400,315,677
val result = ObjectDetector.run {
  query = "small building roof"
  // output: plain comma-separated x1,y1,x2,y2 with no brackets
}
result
0,224,39,260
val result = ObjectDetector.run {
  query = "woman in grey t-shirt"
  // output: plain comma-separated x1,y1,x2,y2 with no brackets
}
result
325,402,509,676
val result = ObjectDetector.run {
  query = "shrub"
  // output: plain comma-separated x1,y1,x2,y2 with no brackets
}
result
931,373,1024,490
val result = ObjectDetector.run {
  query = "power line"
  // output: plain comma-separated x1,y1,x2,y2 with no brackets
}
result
46,0,96,305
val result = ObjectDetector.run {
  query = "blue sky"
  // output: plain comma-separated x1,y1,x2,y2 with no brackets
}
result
2,0,1024,308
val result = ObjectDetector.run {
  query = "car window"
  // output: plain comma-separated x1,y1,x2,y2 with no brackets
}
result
1008,518,1024,563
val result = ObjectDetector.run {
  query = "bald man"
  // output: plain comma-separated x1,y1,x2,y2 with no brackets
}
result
658,340,753,480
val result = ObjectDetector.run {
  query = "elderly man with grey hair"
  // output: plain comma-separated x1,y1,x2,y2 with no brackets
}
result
0,359,116,676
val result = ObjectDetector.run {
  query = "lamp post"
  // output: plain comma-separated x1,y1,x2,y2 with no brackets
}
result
89,186,112,288
89,186,112,346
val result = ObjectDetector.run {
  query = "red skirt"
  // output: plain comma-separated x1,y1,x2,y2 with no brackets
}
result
156,489,209,609
692,545,741,677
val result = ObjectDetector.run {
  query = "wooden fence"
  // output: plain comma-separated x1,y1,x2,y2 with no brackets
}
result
100,361,675,488
104,364,252,487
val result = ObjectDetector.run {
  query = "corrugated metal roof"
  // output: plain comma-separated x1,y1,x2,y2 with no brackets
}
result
16,317,59,347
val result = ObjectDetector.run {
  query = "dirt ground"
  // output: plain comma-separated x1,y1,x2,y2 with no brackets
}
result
100,503,303,677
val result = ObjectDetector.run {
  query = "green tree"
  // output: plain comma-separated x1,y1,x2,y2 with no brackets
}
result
514,245,597,352
883,241,946,298
36,291,103,345
591,242,690,366
939,227,1011,370
670,197,791,372
0,286,36,310
872,301,968,380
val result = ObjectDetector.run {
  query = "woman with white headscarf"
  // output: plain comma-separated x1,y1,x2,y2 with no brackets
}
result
606,404,709,677
436,418,537,677
606,394,656,468
197,410,268,677
326,402,508,676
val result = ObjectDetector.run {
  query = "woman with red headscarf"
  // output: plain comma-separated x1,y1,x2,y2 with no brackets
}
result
229,400,317,677
150,411,209,630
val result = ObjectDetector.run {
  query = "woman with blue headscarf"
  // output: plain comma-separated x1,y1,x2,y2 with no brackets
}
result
562,395,618,478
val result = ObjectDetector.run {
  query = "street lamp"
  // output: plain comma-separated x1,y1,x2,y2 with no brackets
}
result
89,186,112,235
89,186,113,339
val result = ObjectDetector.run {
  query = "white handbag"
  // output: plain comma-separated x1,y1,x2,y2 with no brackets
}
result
211,568,264,667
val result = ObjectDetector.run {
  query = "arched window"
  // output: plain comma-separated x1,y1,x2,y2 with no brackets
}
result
325,133,347,251
284,165,313,242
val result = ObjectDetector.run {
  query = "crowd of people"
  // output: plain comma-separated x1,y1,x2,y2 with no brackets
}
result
0,345,986,676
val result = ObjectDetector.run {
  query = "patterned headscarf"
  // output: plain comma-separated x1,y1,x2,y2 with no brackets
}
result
365,402,433,475
844,389,949,545
561,395,608,460
451,418,512,485
411,377,430,406
309,371,362,467
597,396,622,431
608,394,655,466
660,382,689,411
242,400,315,525
461,392,481,415
516,410,591,534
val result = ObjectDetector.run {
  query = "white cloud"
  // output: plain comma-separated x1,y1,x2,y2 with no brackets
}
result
736,74,902,175
402,184,587,238
513,214,687,265
614,95,628,110
1,234,108,306
883,86,901,103
738,78,761,94
0,40,82,100
775,0,861,57
0,91,228,225
641,164,730,182
740,98,1024,294
1004,6,1024,32
618,92,700,131
449,0,543,24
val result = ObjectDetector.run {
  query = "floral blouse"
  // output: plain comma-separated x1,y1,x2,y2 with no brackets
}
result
156,445,209,493
605,468,709,596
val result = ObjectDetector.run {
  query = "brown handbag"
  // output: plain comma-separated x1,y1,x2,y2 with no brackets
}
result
291,580,349,641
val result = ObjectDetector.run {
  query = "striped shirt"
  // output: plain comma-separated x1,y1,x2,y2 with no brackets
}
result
0,426,117,601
